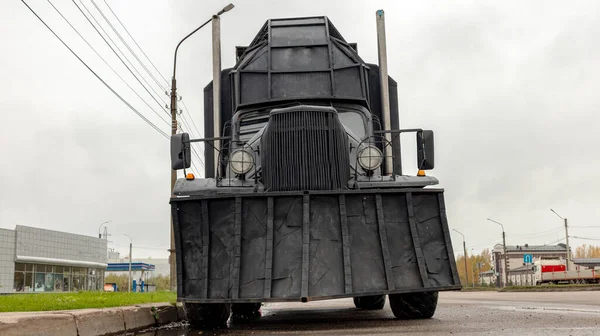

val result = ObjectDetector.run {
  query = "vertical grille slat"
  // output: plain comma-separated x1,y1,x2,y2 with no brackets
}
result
261,106,350,191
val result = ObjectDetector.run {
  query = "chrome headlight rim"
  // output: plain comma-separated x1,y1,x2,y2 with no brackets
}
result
357,145,383,171
229,149,254,175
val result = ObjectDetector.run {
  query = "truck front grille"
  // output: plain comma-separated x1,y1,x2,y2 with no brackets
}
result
261,106,350,191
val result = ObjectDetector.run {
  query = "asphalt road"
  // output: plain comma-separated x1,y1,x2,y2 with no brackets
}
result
136,291,600,336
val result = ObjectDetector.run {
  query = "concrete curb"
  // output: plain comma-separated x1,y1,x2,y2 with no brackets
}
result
0,302,183,336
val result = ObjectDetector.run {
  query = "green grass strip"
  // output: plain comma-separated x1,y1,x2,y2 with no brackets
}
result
0,291,177,312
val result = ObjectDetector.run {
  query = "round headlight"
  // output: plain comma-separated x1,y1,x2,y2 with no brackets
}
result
358,146,383,171
229,150,254,175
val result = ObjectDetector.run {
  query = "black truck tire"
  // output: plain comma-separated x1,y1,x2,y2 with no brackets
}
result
353,295,386,310
389,291,439,319
184,303,231,328
231,303,262,320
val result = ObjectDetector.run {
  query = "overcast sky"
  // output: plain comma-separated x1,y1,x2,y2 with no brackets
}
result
1,0,598,259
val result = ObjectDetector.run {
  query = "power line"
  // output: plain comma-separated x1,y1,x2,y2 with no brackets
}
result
20,0,168,138
509,226,564,238
180,112,206,168
178,124,204,173
72,0,169,117
102,0,200,123
543,237,565,245
180,103,206,168
102,0,169,86
44,0,169,127
181,100,203,138
571,236,600,241
100,0,205,142
90,0,167,92
102,0,204,145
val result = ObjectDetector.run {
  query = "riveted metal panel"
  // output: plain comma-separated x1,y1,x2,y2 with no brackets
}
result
172,189,460,303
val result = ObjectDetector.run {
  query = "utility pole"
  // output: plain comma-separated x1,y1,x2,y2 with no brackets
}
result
471,248,475,288
551,209,570,271
487,218,508,287
169,72,177,292
452,229,469,286
123,234,132,292
168,3,235,292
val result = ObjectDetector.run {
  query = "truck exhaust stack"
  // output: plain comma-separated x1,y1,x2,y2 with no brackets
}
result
376,9,393,176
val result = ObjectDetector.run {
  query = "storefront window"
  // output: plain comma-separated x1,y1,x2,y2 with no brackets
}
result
44,273,54,292
54,273,64,292
63,267,71,291
25,273,33,292
72,275,83,291
15,263,25,272
34,272,45,292
13,272,25,292
14,263,103,292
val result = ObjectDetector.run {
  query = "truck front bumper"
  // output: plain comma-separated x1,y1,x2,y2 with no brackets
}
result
170,188,461,303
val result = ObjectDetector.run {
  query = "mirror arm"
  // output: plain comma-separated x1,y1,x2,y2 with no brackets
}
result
187,136,232,143
374,128,423,135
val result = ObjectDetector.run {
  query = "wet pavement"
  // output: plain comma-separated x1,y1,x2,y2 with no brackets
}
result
128,291,600,335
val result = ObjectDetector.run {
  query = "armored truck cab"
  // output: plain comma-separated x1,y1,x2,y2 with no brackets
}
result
170,15,461,328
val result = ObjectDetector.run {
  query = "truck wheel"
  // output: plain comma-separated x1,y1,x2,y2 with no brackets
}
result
231,303,262,320
389,291,438,319
353,295,386,310
184,303,231,328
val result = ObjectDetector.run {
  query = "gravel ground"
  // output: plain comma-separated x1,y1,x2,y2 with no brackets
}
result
132,291,600,336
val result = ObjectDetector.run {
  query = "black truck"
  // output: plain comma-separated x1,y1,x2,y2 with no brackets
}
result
170,13,461,328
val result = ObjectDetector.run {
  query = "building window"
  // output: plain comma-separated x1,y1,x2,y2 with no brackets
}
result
13,263,105,292
13,263,35,292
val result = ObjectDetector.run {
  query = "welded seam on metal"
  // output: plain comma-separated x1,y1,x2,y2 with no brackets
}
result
232,197,242,299
201,201,210,299
264,197,274,298
301,194,310,298
171,205,183,297
339,195,353,293
406,193,429,286
375,194,395,290
438,193,461,286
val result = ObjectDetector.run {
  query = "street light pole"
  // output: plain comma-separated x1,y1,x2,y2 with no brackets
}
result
551,209,570,271
168,3,235,292
452,229,469,286
98,220,111,239
123,234,132,292
487,218,508,287
471,248,475,288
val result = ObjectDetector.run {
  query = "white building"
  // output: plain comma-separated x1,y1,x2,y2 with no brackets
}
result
106,249,169,278
0,225,107,293
492,243,571,287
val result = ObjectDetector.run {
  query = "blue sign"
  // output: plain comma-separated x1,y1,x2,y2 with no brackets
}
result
524,254,533,264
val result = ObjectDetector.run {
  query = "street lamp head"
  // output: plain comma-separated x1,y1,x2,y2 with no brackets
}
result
486,218,505,231
452,229,465,239
550,208,564,220
218,3,235,15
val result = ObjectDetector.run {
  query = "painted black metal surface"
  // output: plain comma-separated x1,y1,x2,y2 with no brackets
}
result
261,105,350,191
201,17,404,178
231,17,369,110
172,189,460,303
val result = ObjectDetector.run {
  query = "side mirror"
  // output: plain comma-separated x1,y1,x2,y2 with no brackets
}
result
170,133,191,170
417,130,434,170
